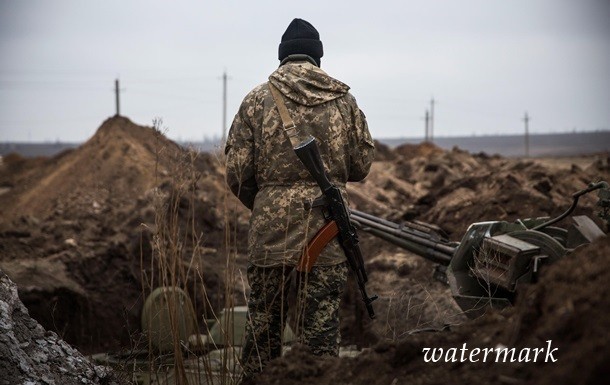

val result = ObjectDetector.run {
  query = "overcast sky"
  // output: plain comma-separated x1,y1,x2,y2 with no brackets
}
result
1,0,609,142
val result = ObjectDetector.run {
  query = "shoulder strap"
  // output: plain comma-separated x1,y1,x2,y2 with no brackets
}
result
268,82,335,272
268,82,301,148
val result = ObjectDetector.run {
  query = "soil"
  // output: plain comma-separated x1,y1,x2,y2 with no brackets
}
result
1,116,609,383
0,117,250,353
256,237,610,385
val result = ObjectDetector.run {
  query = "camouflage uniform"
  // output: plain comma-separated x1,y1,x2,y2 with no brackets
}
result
225,59,374,380
240,263,348,376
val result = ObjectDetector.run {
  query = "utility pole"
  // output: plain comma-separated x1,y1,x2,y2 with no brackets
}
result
114,78,124,116
115,79,120,116
429,97,436,143
221,70,230,143
424,109,430,142
523,112,530,158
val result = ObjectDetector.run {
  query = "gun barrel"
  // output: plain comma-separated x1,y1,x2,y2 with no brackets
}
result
351,209,446,240
350,210,455,265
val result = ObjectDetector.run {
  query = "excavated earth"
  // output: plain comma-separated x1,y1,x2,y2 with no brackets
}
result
0,116,609,384
256,236,610,385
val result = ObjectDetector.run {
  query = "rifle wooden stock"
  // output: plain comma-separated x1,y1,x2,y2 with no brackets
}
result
297,220,339,273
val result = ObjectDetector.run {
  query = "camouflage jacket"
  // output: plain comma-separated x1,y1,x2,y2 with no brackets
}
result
225,60,375,267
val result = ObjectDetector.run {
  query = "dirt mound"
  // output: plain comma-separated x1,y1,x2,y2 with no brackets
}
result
253,236,610,385
347,148,609,295
394,141,445,161
367,146,609,237
1,116,608,383
0,116,248,353
0,116,187,220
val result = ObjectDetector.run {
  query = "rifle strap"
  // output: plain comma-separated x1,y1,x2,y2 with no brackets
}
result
268,81,339,270
268,82,302,148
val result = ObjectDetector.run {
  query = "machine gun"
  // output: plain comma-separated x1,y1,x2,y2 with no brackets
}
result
351,181,610,318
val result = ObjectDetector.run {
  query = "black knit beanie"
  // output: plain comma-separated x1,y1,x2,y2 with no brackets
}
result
278,18,323,66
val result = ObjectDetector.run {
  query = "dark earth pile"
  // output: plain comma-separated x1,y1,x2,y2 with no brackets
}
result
0,116,249,353
1,116,609,383
255,236,610,385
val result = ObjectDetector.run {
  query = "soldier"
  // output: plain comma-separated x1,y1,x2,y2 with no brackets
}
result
225,18,375,382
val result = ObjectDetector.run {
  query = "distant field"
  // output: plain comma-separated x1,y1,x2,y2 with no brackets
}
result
1,131,608,158
380,131,610,157
0,142,80,158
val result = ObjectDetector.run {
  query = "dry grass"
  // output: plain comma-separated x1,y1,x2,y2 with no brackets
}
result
135,119,244,385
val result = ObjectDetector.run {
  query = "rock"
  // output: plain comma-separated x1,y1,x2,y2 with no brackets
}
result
0,269,124,385
64,238,78,247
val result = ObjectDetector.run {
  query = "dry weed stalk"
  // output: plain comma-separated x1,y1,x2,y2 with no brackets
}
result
383,283,462,340
468,245,505,317
135,119,243,384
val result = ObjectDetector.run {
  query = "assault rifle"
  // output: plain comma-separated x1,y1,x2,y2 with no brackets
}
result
293,136,378,319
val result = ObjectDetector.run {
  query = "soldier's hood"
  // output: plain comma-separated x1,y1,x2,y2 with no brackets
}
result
268,61,350,107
